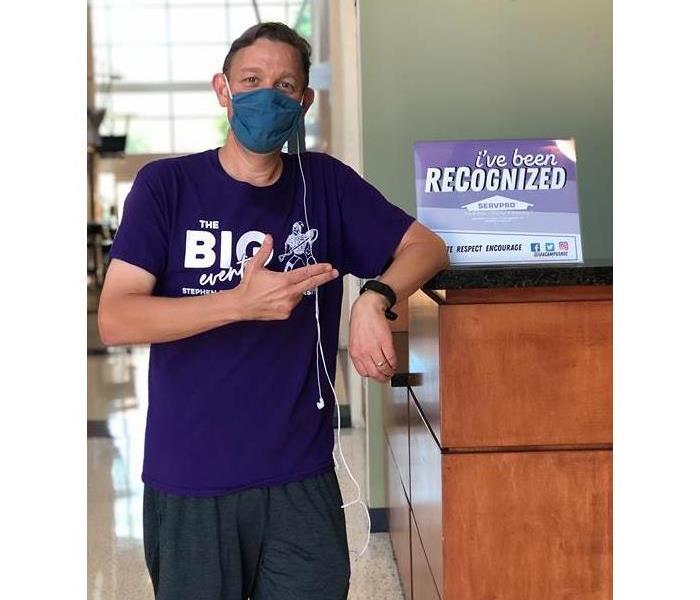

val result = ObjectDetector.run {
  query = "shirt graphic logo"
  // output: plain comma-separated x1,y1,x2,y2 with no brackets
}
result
184,225,273,290
278,220,319,296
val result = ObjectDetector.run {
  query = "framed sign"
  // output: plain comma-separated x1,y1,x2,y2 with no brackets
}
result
414,139,583,265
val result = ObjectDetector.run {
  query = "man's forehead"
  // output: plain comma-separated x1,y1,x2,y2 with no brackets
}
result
230,38,303,77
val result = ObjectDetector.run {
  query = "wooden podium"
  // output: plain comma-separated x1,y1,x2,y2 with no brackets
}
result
385,265,612,599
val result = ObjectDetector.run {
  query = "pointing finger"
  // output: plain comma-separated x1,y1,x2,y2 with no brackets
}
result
285,262,335,284
291,268,339,296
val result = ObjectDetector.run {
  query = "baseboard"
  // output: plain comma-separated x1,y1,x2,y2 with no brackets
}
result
368,507,389,533
87,347,132,356
87,420,111,438
333,404,351,429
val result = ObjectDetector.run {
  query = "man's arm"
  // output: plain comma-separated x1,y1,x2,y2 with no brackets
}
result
99,235,339,346
375,220,449,304
348,221,448,382
98,259,246,346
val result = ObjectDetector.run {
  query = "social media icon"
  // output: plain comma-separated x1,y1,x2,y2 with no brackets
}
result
530,243,540,252
545,242,555,252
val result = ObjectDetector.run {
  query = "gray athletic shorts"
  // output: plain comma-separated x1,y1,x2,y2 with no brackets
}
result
143,467,351,600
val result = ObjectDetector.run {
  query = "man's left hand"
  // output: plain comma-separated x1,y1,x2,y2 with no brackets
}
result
348,290,397,383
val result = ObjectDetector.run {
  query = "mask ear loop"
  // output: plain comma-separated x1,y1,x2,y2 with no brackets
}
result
295,125,372,560
222,72,233,100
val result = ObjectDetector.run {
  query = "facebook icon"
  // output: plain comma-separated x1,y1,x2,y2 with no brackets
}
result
530,242,540,252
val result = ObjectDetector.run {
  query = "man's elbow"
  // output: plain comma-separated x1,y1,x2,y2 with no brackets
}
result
433,235,450,270
97,303,124,347
394,224,449,273
440,244,450,270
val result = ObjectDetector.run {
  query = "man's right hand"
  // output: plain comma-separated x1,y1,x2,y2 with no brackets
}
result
231,233,339,321
98,233,339,346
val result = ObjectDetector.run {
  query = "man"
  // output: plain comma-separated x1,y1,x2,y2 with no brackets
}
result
98,21,448,600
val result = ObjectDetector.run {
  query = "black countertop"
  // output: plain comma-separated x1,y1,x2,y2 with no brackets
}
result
423,260,612,290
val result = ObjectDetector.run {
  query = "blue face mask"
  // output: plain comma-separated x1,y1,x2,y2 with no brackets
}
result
222,74,303,154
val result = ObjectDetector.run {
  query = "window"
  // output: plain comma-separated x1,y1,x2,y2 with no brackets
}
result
90,0,323,155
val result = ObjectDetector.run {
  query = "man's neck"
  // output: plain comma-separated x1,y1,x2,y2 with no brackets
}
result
218,134,284,187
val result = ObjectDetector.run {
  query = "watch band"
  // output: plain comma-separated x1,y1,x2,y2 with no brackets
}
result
359,279,398,321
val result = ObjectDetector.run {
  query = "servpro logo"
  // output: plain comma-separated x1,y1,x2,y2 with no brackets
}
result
461,196,534,212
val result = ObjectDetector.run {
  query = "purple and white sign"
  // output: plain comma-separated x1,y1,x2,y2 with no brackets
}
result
414,139,583,265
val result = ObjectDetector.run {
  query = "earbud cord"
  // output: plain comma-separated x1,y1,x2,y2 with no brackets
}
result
295,132,371,559
224,81,371,556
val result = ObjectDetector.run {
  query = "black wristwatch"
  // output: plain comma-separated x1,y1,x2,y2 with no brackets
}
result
359,279,398,321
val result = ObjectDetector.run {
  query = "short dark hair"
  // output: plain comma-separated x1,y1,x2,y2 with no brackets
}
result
222,22,312,89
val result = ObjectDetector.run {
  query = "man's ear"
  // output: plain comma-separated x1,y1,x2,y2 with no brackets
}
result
212,73,229,109
302,87,315,114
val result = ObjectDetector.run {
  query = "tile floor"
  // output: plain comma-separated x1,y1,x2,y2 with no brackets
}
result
87,330,405,599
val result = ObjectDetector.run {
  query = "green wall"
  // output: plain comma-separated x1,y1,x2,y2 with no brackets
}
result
358,0,612,260
357,0,612,508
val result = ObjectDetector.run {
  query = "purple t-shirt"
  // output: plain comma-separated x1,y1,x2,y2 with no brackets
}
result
108,148,415,496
